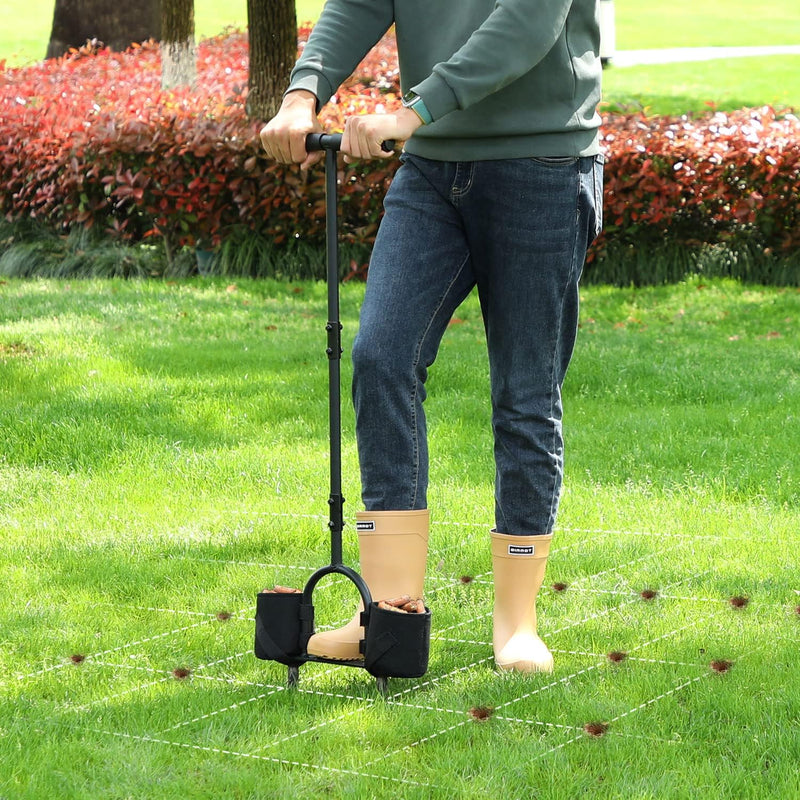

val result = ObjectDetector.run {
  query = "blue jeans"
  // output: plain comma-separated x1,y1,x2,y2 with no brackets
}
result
351,153,603,535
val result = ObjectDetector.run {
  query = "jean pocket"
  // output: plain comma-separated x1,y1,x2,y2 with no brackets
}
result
530,156,580,167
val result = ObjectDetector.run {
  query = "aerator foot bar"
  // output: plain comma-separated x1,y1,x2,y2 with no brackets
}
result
256,563,431,689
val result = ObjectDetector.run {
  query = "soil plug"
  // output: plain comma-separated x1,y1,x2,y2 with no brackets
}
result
378,596,426,613
607,651,627,663
384,595,412,607
710,660,733,674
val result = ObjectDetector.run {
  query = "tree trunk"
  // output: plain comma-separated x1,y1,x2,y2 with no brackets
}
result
246,0,297,121
161,0,196,89
46,0,162,59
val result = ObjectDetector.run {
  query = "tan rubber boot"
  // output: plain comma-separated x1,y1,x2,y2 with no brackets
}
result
306,509,429,660
491,531,554,673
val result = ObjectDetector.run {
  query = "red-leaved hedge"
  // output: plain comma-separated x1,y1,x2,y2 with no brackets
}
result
1,29,799,266
600,111,800,255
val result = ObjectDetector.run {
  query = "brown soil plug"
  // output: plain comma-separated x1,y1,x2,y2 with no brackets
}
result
378,597,425,613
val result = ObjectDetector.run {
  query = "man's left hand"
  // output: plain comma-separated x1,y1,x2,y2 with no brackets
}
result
341,108,423,162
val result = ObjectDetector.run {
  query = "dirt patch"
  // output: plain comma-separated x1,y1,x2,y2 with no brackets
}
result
0,340,35,358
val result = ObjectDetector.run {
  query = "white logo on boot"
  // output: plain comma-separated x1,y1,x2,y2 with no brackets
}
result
508,545,535,556
356,521,376,531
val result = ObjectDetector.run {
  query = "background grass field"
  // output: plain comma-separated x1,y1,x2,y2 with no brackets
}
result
1,278,798,798
4,0,800,62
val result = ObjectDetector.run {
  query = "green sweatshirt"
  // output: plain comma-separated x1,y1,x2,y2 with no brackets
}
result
288,0,602,161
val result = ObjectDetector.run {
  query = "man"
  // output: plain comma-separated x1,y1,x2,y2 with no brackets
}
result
260,0,603,673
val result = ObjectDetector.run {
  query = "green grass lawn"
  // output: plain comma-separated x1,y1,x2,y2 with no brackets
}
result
1,277,798,798
601,54,800,115
613,0,800,49
6,0,800,62
603,0,800,114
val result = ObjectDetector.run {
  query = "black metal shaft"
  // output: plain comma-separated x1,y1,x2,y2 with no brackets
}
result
323,145,344,566
306,132,392,568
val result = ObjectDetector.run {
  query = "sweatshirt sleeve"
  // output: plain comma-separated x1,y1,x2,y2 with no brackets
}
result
287,0,395,112
411,0,575,122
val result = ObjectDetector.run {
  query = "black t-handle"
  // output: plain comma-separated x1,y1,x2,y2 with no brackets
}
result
305,133,396,153
305,133,342,152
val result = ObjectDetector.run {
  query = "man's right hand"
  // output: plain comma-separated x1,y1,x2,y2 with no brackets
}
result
259,90,324,171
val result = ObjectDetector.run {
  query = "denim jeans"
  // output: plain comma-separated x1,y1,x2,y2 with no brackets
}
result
351,153,603,535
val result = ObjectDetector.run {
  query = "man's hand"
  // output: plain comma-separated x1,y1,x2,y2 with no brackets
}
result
259,90,324,171
341,108,423,162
